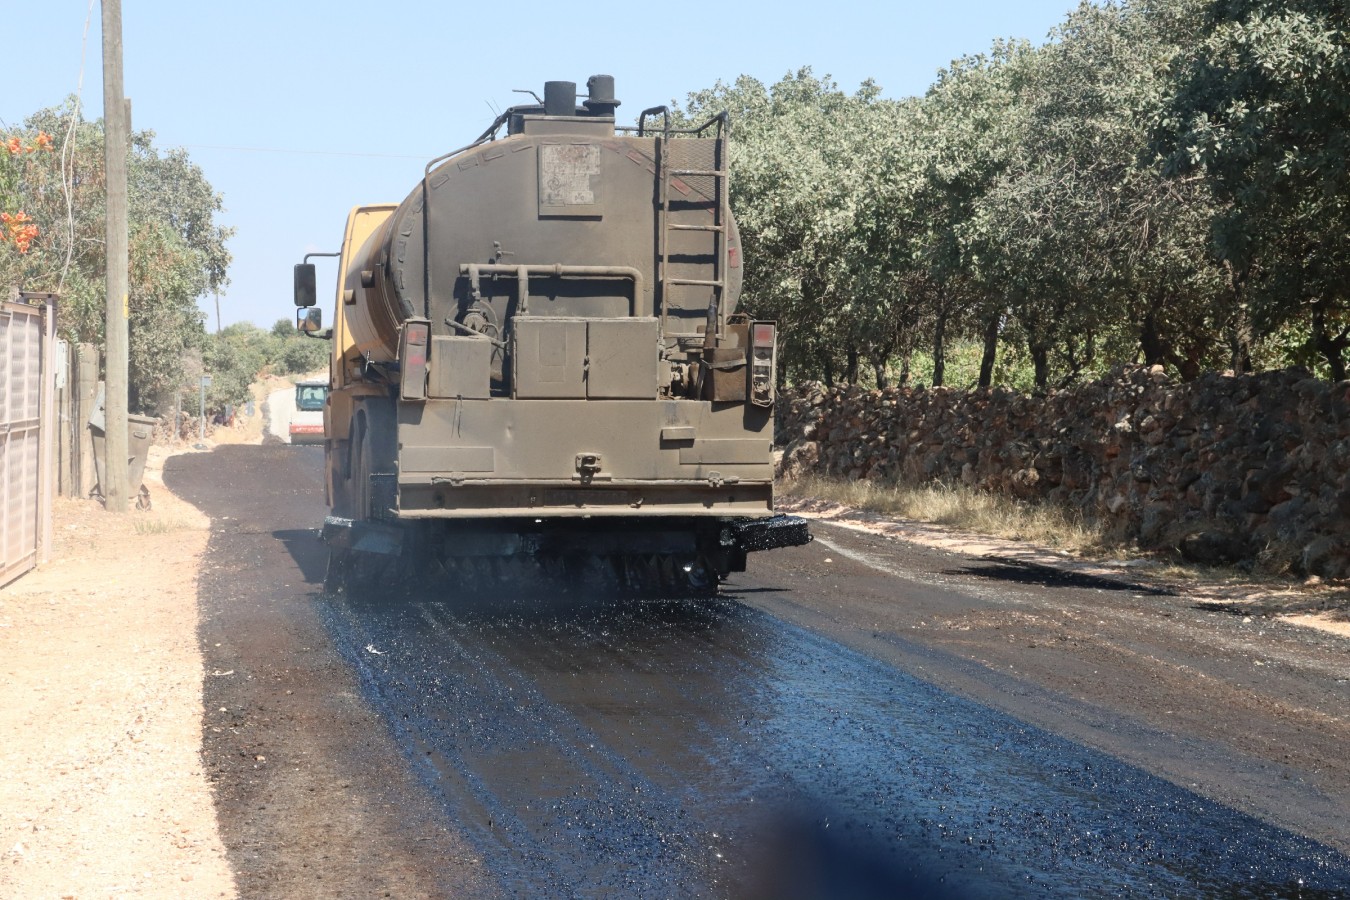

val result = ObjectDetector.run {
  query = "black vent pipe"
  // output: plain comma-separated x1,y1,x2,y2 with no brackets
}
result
544,81,576,116
584,74,620,116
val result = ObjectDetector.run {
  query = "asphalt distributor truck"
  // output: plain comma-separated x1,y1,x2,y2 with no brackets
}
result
294,76,810,595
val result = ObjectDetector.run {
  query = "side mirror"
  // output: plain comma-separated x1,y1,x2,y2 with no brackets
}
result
294,263,317,308
297,307,323,334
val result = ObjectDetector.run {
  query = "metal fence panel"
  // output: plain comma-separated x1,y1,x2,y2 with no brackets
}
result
1,296,55,587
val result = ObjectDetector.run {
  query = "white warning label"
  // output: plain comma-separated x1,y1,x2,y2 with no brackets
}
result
540,143,601,208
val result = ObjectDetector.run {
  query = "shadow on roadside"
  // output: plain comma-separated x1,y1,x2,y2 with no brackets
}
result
944,559,1174,595
273,529,327,584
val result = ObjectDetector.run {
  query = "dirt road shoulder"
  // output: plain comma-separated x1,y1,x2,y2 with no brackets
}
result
0,455,236,899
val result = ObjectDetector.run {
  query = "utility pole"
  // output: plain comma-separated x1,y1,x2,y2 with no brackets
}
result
101,0,131,512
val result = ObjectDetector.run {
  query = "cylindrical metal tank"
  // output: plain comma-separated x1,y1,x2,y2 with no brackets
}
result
343,94,742,360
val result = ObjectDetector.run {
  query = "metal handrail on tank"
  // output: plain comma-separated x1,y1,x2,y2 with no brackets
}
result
631,107,728,140
637,106,670,139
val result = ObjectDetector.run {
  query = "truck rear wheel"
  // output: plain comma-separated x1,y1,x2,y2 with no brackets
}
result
324,405,398,597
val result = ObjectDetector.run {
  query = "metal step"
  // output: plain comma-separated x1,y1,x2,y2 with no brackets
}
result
667,278,724,288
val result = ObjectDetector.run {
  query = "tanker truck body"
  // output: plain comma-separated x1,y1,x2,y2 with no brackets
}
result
295,76,810,594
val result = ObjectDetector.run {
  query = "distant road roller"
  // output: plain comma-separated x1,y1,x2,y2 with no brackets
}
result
293,75,810,595
287,379,327,445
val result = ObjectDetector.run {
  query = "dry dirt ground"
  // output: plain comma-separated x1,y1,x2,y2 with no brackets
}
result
0,380,290,900
2,384,1346,898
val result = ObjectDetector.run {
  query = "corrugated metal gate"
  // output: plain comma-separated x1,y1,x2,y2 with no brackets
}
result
0,293,56,587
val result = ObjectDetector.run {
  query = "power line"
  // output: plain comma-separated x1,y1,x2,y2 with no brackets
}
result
59,0,97,294
182,143,436,160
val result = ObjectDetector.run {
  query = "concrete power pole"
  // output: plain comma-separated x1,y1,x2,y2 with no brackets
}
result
102,0,131,512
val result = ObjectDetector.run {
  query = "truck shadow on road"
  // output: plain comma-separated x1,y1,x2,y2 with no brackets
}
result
163,443,481,898
271,528,328,584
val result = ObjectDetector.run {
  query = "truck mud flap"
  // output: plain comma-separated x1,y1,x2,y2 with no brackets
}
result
731,514,812,553
320,516,404,556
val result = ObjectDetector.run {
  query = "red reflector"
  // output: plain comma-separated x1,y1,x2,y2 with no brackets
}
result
405,323,429,367
752,323,775,347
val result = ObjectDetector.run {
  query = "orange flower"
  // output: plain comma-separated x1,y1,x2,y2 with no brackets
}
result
2,213,39,253
35,131,54,152
4,137,20,155
13,224,38,253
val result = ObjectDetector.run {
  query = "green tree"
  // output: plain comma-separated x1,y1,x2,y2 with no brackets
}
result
1158,0,1350,378
270,318,330,375
884,42,1035,387
670,1,1350,387
203,323,269,411
0,128,51,253
0,101,234,409
680,69,902,385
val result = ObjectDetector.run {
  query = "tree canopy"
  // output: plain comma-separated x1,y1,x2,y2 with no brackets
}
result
1157,0,1350,378
0,100,235,410
9,2,1349,409
681,0,1350,388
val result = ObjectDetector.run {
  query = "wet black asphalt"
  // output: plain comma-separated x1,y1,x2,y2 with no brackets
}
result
168,444,1350,898
323,582,1349,899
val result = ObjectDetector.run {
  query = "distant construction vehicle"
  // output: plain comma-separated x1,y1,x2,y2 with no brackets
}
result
287,379,326,445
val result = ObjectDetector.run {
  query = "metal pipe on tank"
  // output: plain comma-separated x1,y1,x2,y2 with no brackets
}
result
460,263,644,316
544,81,577,116
583,75,620,116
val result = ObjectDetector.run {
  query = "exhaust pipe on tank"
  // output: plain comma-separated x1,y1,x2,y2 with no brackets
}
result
544,81,576,116
583,75,620,116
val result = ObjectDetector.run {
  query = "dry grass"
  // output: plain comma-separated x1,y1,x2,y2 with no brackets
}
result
131,514,204,536
779,474,1107,554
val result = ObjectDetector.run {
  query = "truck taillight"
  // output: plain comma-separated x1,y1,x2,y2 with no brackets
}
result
400,319,430,401
750,321,776,408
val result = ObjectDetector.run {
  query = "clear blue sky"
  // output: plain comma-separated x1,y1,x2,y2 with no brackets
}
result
5,0,1080,330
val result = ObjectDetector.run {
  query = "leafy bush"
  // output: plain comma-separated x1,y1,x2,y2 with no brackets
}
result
271,319,329,375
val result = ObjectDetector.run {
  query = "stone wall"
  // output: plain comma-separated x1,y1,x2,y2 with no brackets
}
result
776,367,1350,578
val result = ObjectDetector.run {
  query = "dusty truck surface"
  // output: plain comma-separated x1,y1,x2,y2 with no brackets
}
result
293,75,810,595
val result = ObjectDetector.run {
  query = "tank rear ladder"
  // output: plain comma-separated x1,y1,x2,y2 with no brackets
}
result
654,113,730,344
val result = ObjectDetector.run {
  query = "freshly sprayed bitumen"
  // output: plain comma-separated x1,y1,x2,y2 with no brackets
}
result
320,583,1350,899
166,444,1350,898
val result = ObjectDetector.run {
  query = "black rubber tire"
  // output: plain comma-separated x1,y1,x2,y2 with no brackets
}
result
350,417,370,521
